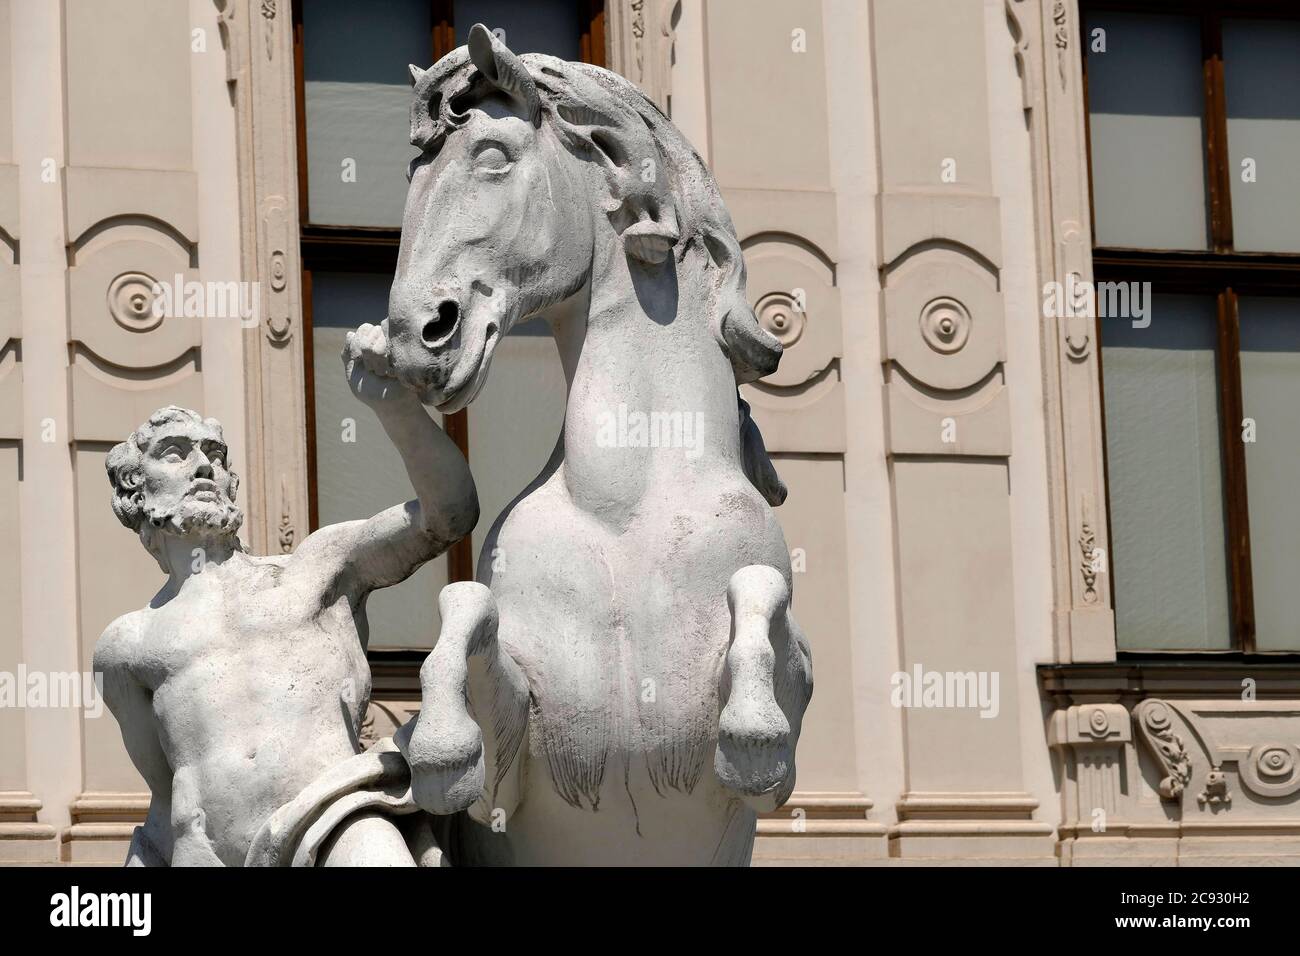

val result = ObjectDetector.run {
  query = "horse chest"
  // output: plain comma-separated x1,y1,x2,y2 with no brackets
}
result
494,498,731,763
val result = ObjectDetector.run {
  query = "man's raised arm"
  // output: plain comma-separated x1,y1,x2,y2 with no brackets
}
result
297,322,479,598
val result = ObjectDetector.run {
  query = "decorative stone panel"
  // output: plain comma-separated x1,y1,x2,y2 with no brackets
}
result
60,0,208,862
1012,0,1116,662
606,0,680,112
217,0,309,557
1045,664,1300,865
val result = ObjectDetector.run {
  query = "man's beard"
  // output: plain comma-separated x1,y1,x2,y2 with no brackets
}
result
143,492,243,540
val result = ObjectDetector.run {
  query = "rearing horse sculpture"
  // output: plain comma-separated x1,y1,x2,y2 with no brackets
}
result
384,25,812,865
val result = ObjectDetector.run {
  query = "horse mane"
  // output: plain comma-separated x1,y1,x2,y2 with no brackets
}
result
409,36,786,506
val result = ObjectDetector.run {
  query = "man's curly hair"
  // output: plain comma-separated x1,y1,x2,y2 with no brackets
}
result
106,406,239,532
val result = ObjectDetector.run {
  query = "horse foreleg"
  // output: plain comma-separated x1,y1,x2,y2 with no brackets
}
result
714,565,814,813
396,582,529,823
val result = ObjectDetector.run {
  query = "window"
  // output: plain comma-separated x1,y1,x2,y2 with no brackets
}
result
1084,1,1300,653
294,1,606,651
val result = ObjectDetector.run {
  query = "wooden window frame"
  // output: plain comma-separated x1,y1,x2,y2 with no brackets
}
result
1082,0,1300,655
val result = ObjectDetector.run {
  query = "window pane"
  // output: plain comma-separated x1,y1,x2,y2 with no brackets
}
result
1085,13,1210,250
303,0,429,227
1224,20,1300,253
467,321,567,574
1239,297,1300,651
312,272,448,650
454,0,581,60
1102,295,1231,649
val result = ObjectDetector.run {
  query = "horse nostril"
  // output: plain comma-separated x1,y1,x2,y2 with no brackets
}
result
422,300,460,345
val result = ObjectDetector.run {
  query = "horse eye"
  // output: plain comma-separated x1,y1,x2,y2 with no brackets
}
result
473,143,512,173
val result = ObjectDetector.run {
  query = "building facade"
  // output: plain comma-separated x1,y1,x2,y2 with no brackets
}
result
2,0,1299,865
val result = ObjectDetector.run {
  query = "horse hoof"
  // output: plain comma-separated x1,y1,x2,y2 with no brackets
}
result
397,715,486,815
714,699,792,801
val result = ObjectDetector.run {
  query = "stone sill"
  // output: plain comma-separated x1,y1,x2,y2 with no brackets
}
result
1040,658,1300,699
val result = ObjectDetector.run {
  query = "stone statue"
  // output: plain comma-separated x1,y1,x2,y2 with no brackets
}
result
93,323,477,866
385,26,813,865
95,24,811,868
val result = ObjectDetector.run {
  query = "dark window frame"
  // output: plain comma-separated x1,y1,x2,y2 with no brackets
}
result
1082,0,1300,654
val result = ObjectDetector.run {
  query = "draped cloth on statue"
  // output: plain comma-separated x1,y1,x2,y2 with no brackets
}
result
245,737,441,867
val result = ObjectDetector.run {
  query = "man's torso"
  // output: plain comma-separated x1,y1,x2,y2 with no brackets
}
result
126,554,372,865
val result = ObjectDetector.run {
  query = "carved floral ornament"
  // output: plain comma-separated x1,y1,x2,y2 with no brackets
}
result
1052,0,1070,89
260,0,278,61
277,474,294,553
1134,700,1193,799
1078,521,1098,602
1078,492,1100,605
1133,699,1300,807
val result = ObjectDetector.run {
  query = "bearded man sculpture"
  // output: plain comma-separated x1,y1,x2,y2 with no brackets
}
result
388,26,813,865
93,325,476,866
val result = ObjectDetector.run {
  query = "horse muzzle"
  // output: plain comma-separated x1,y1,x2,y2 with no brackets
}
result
419,298,461,347
431,319,501,413
386,304,501,414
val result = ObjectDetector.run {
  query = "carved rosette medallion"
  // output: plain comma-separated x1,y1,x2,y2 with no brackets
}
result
756,292,806,348
1241,743,1300,799
919,296,971,355
1084,705,1112,739
1134,700,1193,800
107,272,165,333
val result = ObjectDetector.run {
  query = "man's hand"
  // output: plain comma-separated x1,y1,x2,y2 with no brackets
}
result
344,321,419,411
300,317,476,602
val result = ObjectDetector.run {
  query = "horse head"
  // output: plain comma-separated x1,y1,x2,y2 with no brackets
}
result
386,25,786,502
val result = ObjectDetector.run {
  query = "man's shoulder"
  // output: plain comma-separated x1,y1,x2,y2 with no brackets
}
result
238,551,293,572
288,518,368,568
101,607,145,641
95,609,146,670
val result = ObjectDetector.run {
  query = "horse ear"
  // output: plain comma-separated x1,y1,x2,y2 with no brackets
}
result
467,23,541,125
408,64,426,87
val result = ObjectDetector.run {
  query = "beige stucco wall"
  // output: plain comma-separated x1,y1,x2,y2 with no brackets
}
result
4,0,1299,866
984,0,1058,845
2,0,245,861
